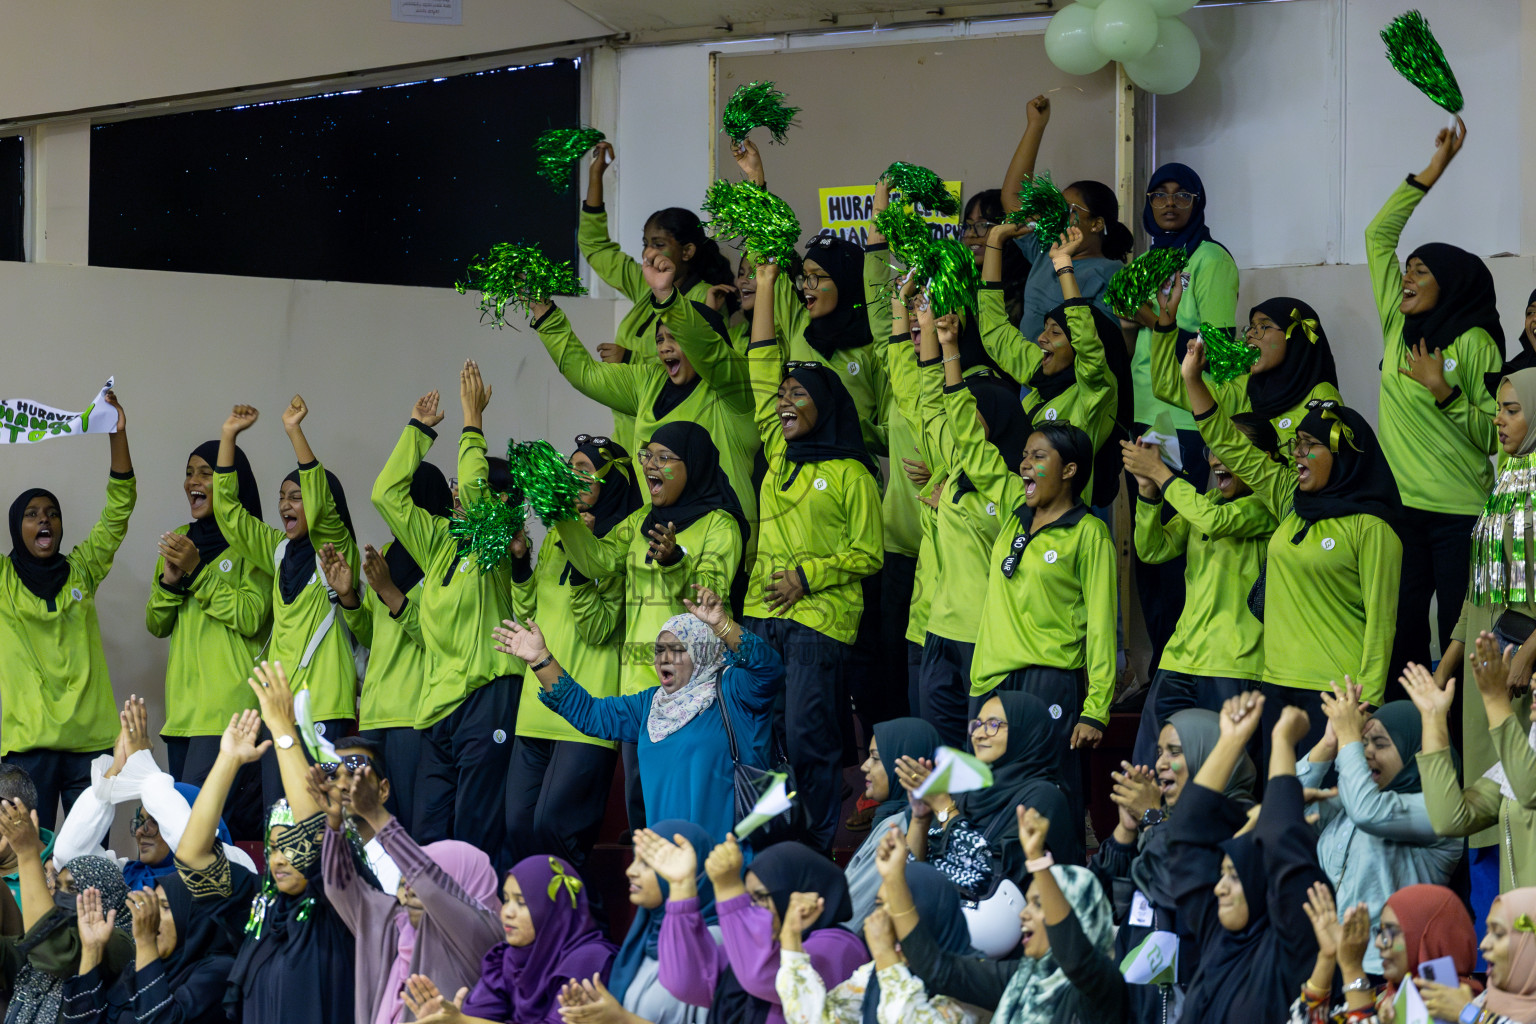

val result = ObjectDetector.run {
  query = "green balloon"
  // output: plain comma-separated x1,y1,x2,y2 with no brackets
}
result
1045,2,1110,76
1092,0,1159,62
1147,0,1197,14
1124,16,1202,95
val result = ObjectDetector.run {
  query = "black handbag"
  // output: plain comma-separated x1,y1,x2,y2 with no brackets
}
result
716,686,804,849
1494,609,1536,649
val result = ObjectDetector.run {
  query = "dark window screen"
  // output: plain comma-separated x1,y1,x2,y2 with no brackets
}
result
89,59,580,287
0,135,22,262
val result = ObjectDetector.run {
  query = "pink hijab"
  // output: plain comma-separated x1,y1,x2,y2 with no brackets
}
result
377,841,499,1024
1487,888,1536,1020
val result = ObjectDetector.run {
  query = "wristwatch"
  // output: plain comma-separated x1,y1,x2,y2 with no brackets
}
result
1139,808,1166,830
1460,1003,1484,1024
275,734,295,750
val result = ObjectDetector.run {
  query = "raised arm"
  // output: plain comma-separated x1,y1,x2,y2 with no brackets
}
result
1364,120,1464,334
978,223,1041,385
749,261,787,445
529,302,645,415
579,141,650,303
247,660,322,820
1185,340,1293,518
0,799,56,932
654,258,753,415
999,96,1050,216
372,393,452,569
177,710,269,869
70,390,136,587
212,405,280,567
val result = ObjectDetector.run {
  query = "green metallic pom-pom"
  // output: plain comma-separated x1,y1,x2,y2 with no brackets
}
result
509,439,587,527
1381,10,1464,114
925,239,981,318
455,243,587,327
881,162,960,218
1200,322,1259,386
1104,247,1190,319
1005,171,1070,250
873,205,934,270
449,492,527,571
700,179,802,266
721,81,801,145
533,127,607,191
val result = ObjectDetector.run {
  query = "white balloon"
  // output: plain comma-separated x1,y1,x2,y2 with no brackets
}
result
1123,16,1202,94
1147,0,1197,14
1045,3,1111,76
1092,0,1159,62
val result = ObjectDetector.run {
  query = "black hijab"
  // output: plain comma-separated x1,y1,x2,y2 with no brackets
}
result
186,440,262,567
1030,301,1132,426
1141,163,1222,257
638,422,750,549
651,301,729,420
151,873,235,987
955,371,1032,501
1485,288,1536,396
748,842,852,931
871,718,942,824
384,461,453,594
1291,400,1402,541
1181,831,1276,1021
957,313,1015,383
960,692,1084,865
1244,299,1341,420
1402,242,1505,358
781,362,879,477
277,468,356,605
7,488,71,607
801,234,873,359
574,437,643,539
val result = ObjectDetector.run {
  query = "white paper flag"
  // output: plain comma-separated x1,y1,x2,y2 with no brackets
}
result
294,689,340,766
913,746,994,799
1121,930,1179,986
0,376,118,444
734,772,794,840
1392,977,1432,1024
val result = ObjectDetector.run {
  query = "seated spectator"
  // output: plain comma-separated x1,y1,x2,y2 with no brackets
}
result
845,718,940,932
1094,707,1256,1024
62,874,236,1024
1170,693,1329,1024
1298,683,1462,973
775,859,981,1023
880,808,1124,1023
904,692,1082,902
495,585,780,845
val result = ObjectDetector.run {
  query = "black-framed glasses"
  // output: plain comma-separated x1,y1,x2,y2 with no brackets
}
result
796,271,832,291
318,753,375,777
130,809,159,837
1147,191,1199,210
1292,436,1326,458
968,717,1009,737
574,434,612,449
784,360,823,373
962,220,999,237
1244,321,1283,338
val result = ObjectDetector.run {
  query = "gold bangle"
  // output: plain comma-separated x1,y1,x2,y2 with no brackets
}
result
885,904,917,917
714,621,734,639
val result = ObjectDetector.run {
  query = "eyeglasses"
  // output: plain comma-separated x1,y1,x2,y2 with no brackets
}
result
1067,202,1092,224
962,220,999,237
130,809,160,838
637,449,683,467
1292,437,1326,457
1244,322,1282,337
968,717,1009,737
796,272,832,291
317,753,375,777
1374,924,1403,945
1146,191,1199,210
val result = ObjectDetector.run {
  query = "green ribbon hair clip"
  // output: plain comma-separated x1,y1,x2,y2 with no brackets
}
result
547,857,584,910
1286,309,1321,345
1517,913,1536,934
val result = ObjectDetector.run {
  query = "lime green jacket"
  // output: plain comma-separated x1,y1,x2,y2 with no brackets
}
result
344,561,426,731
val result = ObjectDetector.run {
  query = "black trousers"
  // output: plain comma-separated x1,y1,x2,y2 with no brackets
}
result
916,634,975,749
412,675,515,855
165,734,265,841
1389,506,1477,703
1260,683,1327,776
743,616,850,852
619,741,645,834
503,736,617,872
872,553,918,726
985,667,1086,838
1131,670,1259,767
357,726,425,835
1,749,105,831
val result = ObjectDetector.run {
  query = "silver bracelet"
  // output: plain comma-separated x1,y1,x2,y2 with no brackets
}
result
1343,976,1373,993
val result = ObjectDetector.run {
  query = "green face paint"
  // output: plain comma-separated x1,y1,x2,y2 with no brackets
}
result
1169,761,1182,773
794,399,807,407
661,467,675,479
1035,465,1047,473
1307,453,1317,459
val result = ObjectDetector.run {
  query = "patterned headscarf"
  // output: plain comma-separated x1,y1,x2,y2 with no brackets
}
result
993,865,1113,1024
645,612,726,743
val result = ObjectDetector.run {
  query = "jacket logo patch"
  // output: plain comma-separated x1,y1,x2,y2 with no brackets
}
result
459,561,472,573
70,587,83,602
847,361,860,376
1044,408,1058,421
1321,537,1336,551
1443,358,1457,372
315,722,326,737
493,728,507,744
1048,704,1063,719
308,571,318,585
814,478,828,491
220,558,234,573
1043,550,1059,564
986,502,997,516
1279,417,1292,429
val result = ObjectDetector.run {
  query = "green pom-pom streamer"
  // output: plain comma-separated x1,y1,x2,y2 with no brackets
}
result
881,162,959,217
533,127,606,191
721,81,801,145
455,243,587,328
925,239,981,318
1200,322,1259,386
1381,10,1464,114
1103,247,1191,319
700,179,802,266
509,439,587,527
873,205,934,269
450,491,528,571
1004,171,1070,250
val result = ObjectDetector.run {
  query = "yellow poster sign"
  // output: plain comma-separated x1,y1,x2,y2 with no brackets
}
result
817,182,964,247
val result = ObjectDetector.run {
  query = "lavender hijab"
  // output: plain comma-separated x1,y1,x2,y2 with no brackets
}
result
461,856,617,1023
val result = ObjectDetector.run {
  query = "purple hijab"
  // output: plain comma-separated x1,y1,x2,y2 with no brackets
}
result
461,856,617,1024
